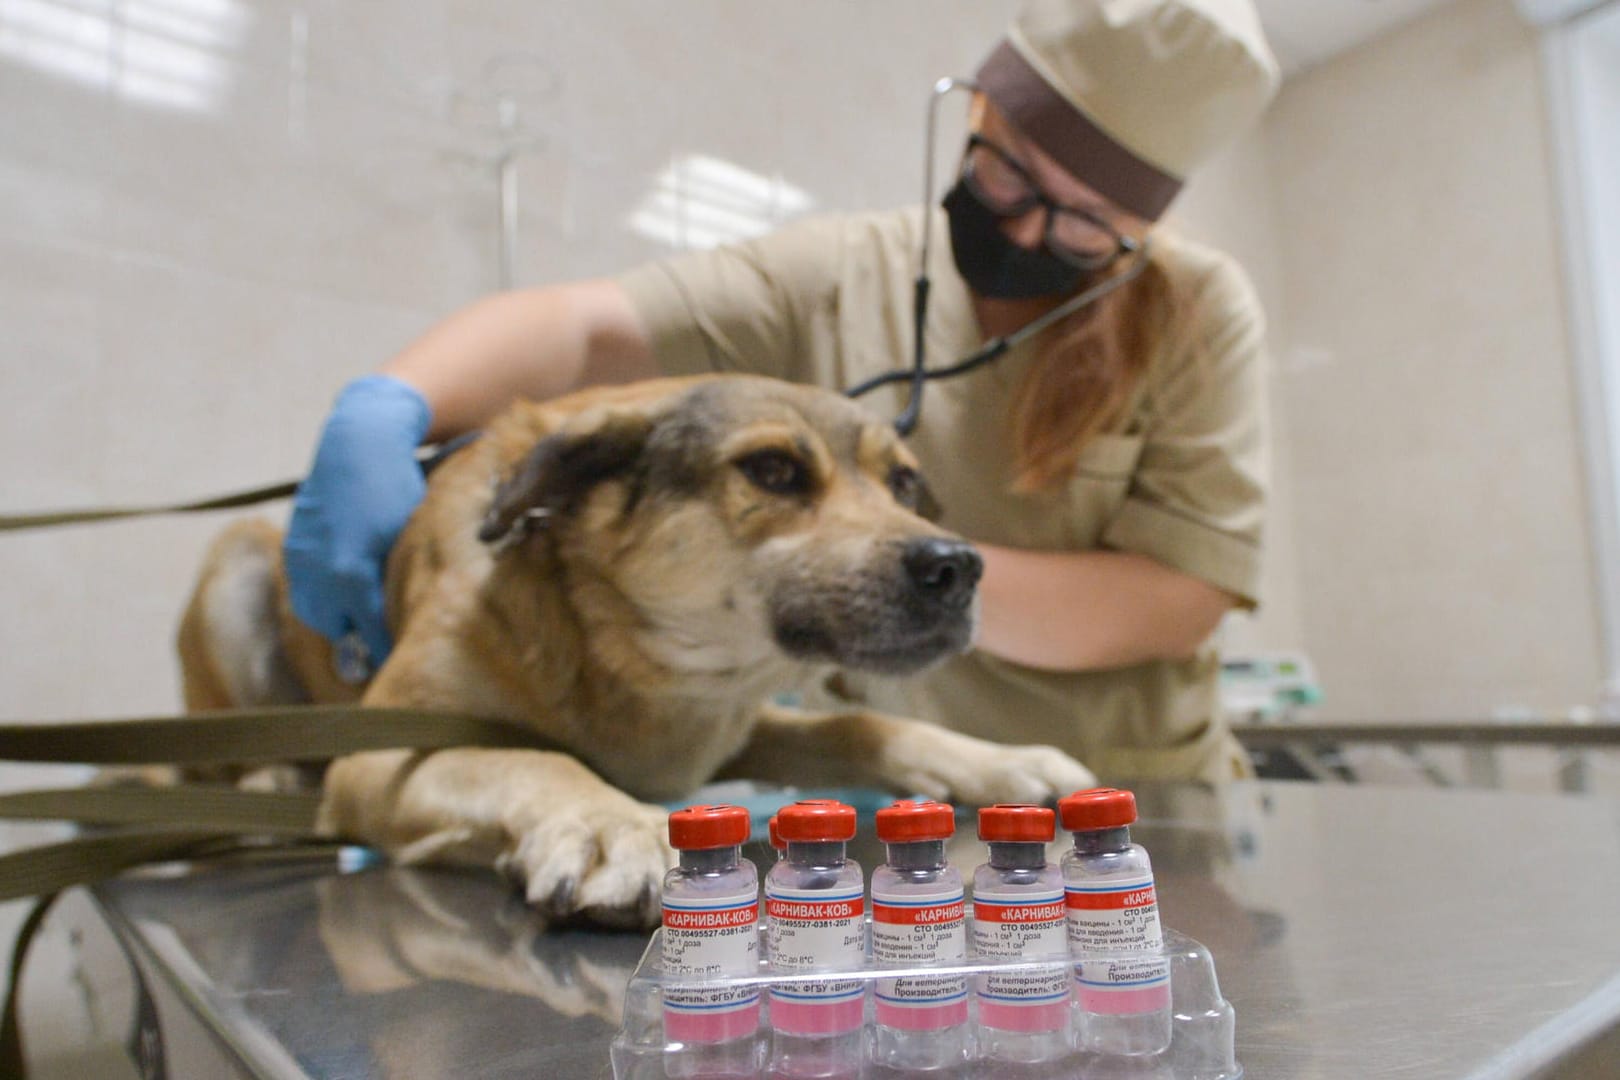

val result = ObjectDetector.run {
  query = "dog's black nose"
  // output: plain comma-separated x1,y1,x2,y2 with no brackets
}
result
902,538,983,610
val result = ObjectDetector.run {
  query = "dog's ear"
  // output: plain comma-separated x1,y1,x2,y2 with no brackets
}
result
478,411,654,548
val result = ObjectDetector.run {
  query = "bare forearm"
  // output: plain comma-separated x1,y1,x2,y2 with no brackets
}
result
973,544,1236,671
382,279,658,440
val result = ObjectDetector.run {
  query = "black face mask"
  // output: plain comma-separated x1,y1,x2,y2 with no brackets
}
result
942,178,1088,300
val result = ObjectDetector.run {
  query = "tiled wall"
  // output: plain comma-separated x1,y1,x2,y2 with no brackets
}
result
0,0,1024,725
0,0,1604,735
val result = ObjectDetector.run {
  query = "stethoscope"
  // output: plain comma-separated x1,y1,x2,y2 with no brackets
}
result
845,77,1152,436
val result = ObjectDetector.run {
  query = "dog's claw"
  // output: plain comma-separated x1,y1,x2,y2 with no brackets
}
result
507,800,672,928
547,879,577,915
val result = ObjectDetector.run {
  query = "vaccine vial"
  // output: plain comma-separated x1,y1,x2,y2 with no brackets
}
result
869,799,969,1071
764,800,867,1039
661,804,762,1045
767,815,785,862
971,803,1071,1063
1058,788,1172,1056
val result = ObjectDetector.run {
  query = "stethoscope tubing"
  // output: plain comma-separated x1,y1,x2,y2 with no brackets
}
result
848,76,1153,434
844,248,1151,403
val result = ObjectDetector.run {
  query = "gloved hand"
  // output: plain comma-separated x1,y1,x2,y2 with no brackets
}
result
284,374,433,674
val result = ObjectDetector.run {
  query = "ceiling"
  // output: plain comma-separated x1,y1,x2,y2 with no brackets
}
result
1252,0,1459,75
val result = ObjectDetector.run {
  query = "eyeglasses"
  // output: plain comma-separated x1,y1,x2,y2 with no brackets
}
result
960,134,1141,270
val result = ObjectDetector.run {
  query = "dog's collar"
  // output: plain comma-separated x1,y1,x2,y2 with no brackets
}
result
484,504,553,555
420,430,481,475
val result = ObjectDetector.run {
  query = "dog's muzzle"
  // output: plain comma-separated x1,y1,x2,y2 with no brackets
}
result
901,537,982,612
766,534,985,674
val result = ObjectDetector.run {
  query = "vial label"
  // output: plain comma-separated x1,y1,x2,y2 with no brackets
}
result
972,888,1069,1028
872,887,968,1028
662,890,760,974
661,889,760,1039
1065,874,1170,1011
765,884,866,969
766,884,866,1032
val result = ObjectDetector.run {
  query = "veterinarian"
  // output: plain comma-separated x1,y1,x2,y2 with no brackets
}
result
284,0,1280,786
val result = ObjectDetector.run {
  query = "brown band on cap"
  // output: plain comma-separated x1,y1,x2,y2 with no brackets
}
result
976,40,1182,221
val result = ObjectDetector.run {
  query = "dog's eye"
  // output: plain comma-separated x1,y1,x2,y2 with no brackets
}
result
736,449,811,496
887,466,922,510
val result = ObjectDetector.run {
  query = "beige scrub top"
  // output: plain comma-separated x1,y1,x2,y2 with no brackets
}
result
616,207,1268,784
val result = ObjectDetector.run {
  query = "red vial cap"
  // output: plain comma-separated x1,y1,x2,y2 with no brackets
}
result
977,803,1056,843
1057,788,1138,832
875,800,956,842
668,804,751,850
777,799,857,842
767,816,784,851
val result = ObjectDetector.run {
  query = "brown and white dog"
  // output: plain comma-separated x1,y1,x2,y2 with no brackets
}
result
178,375,1095,927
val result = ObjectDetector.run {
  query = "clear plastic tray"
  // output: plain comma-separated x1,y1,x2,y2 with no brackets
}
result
610,919,1239,1079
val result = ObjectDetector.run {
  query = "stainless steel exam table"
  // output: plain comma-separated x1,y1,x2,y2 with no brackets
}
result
47,780,1620,1079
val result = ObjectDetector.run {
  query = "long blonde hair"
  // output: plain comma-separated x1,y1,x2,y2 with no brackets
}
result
1007,250,1180,492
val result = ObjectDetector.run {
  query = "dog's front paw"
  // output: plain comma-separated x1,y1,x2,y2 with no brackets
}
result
500,799,675,930
884,727,1098,807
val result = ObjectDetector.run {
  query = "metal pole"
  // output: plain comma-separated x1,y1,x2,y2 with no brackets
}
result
496,97,520,290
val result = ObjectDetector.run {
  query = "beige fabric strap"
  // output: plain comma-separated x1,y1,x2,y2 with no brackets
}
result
0,826,286,904
0,786,321,835
0,705,558,896
3,892,62,1079
0,705,550,764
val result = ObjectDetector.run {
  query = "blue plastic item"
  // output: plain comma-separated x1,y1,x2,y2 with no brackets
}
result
284,374,432,670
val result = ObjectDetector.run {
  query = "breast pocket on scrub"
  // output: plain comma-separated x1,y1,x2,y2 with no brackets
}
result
1063,433,1145,548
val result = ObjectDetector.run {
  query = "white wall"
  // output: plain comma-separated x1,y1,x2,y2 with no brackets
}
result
1253,0,1603,720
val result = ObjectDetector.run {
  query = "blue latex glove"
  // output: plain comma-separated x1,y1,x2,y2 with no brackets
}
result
284,374,433,674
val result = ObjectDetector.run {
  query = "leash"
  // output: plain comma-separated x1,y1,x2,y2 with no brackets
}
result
0,432,480,533
12,881,179,1080
0,481,300,531
0,706,553,901
0,704,555,1075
